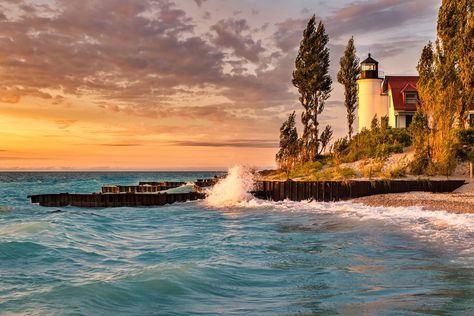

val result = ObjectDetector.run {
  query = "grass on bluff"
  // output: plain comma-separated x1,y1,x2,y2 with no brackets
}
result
271,120,413,181
271,160,357,181
306,166,356,181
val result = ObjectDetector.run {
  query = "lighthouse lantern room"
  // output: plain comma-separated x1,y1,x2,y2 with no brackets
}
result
360,53,379,79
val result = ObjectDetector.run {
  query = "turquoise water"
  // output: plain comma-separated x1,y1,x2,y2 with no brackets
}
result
0,172,473,315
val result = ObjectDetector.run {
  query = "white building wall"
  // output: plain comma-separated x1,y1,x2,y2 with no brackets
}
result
387,90,396,128
357,78,387,132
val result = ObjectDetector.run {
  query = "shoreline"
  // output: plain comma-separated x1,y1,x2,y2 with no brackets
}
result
351,182,474,214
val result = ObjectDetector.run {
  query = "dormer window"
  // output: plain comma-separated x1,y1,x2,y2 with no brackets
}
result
405,92,417,105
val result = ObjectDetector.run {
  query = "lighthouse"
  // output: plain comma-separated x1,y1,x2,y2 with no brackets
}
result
357,54,388,132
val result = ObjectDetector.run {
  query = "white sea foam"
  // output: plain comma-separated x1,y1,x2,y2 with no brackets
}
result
266,199,474,258
0,221,55,237
204,166,474,259
165,183,194,194
205,165,255,207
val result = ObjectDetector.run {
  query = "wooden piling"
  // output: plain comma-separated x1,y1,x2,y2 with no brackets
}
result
253,179,465,203
29,192,206,208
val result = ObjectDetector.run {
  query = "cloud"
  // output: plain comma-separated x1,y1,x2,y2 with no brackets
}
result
0,0,223,104
172,139,278,148
211,18,265,62
326,0,439,39
0,92,21,104
274,18,307,53
0,0,439,149
99,143,142,147
0,156,50,160
55,119,77,129
193,0,207,7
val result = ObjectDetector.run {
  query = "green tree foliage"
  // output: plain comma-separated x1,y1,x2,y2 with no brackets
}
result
416,40,458,175
337,37,361,140
416,43,436,119
319,125,333,155
408,110,431,174
293,15,332,162
276,111,299,177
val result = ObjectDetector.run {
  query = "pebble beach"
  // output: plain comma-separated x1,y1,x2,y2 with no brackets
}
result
353,180,474,214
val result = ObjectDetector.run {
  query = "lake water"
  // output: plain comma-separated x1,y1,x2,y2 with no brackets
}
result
0,171,473,315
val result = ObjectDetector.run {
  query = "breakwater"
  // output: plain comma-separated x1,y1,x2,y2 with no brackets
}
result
29,177,221,207
28,177,466,208
29,192,205,207
254,179,466,202
101,182,185,193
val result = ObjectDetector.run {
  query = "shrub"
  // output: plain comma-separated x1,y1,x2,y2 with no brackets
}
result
408,151,430,175
338,127,411,163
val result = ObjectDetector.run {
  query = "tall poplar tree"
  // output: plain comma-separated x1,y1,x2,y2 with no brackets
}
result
415,0,474,175
337,37,361,140
293,15,332,161
437,0,473,125
415,0,473,175
417,41,459,175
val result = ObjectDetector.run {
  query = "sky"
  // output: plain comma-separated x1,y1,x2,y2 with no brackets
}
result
0,0,441,171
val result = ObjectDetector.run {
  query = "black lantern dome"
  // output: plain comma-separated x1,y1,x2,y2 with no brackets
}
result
360,53,379,79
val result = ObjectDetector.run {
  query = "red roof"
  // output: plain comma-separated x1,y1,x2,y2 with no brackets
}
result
382,76,419,112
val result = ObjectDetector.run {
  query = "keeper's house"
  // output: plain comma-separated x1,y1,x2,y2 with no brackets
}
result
357,53,474,132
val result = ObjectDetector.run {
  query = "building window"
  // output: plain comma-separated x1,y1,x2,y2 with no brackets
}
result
470,114,474,127
405,114,413,128
405,92,417,105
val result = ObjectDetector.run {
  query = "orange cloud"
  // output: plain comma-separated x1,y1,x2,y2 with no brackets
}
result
0,91,20,104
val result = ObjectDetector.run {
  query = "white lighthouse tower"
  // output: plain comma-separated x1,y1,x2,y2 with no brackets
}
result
357,54,388,132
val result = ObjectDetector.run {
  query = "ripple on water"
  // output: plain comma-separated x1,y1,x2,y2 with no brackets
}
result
0,172,473,315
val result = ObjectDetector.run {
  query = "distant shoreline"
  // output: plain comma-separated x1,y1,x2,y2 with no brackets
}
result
0,170,227,173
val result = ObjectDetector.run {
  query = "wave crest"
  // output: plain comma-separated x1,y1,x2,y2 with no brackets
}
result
205,166,255,207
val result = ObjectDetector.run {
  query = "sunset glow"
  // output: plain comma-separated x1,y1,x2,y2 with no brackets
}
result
0,0,440,170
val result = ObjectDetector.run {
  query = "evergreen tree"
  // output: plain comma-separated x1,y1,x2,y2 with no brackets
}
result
293,15,332,162
337,37,360,140
276,111,299,177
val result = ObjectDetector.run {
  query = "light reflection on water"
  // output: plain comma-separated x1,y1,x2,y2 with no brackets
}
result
0,172,473,315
